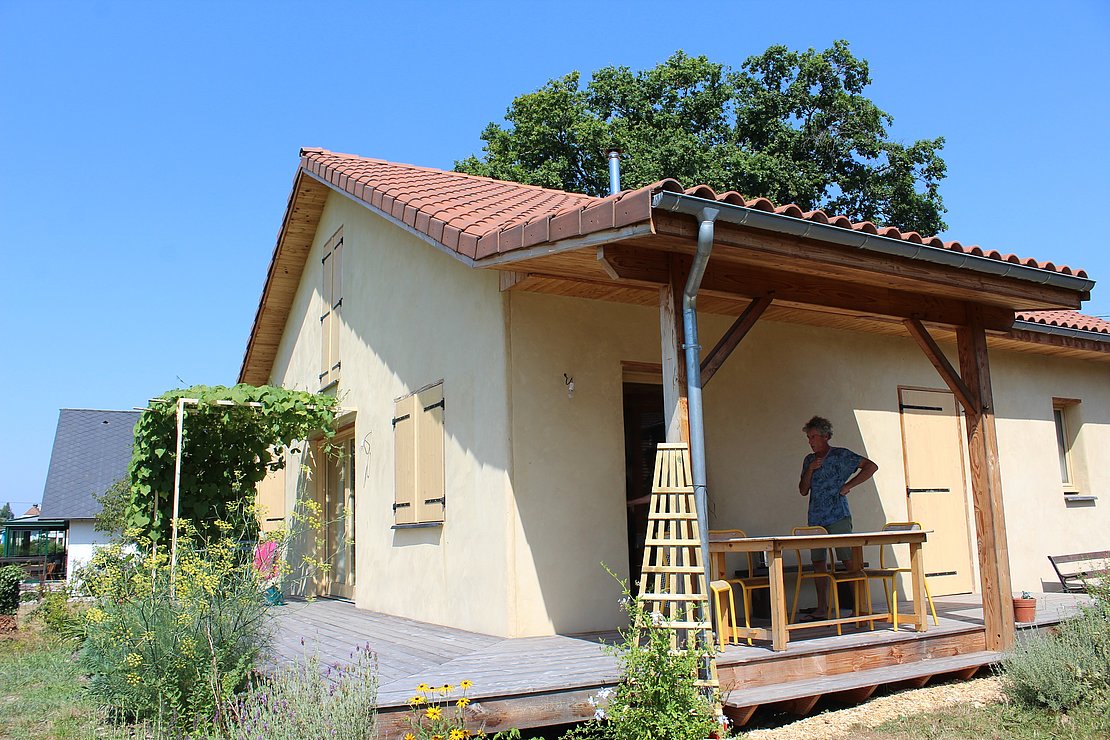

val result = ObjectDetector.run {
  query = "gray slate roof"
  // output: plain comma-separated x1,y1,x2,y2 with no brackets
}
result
39,409,140,520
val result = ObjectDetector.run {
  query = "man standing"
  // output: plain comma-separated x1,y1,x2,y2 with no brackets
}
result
798,415,878,620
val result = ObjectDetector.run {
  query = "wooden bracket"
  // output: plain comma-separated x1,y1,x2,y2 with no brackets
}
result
700,294,773,387
903,319,979,414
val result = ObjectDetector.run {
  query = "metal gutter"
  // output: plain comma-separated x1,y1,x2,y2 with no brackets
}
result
1011,320,1110,343
682,206,719,620
652,191,1096,294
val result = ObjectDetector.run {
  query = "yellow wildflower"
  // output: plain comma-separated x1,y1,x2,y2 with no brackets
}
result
416,682,431,692
456,697,471,708
449,730,467,740
426,706,443,720
441,684,454,693
459,679,473,689
404,735,416,740
408,695,425,705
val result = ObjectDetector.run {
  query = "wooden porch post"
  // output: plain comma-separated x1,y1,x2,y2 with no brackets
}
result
661,255,691,443
956,305,1016,651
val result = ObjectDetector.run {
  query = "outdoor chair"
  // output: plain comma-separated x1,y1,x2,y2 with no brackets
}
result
789,525,872,634
709,580,737,650
711,528,771,645
863,521,939,628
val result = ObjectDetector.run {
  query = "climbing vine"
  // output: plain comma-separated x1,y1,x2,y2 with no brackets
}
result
125,384,338,543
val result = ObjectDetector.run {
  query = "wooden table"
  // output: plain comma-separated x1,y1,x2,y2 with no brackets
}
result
709,530,929,651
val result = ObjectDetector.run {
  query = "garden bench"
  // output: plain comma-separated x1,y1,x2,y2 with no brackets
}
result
1048,551,1110,593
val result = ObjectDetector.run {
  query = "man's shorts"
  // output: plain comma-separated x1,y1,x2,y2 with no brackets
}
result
811,516,853,562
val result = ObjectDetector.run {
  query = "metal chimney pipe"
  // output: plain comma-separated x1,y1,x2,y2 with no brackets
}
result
607,149,622,195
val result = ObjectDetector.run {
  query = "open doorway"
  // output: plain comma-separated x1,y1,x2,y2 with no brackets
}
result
622,382,665,594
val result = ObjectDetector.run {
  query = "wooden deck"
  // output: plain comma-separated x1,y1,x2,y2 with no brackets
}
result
272,592,1088,735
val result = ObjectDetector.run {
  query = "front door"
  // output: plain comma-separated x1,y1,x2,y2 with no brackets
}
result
321,435,356,599
899,387,975,595
622,382,665,594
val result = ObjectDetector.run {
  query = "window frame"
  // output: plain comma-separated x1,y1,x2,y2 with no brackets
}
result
1052,398,1082,495
319,227,343,391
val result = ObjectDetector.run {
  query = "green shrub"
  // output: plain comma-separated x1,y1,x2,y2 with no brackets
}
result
79,521,272,730
1002,582,1110,713
30,589,87,642
563,590,722,740
0,564,23,615
222,643,378,739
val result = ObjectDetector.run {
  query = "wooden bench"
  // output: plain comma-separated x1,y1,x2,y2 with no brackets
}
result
1048,551,1110,593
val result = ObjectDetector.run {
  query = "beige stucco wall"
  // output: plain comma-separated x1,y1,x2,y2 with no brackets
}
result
993,352,1110,592
268,191,517,636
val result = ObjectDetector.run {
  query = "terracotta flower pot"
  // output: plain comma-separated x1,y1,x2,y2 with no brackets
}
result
1013,596,1037,623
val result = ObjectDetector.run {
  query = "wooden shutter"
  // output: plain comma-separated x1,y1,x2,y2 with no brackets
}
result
415,383,445,523
329,237,343,382
256,464,286,533
393,394,417,524
320,249,333,387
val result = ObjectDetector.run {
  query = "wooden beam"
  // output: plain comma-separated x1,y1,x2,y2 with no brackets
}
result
499,271,530,291
662,255,691,443
903,319,979,414
653,212,1086,311
957,305,1016,652
700,294,773,387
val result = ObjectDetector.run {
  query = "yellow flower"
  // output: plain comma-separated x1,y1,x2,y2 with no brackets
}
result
460,679,473,690
426,706,443,720
417,682,431,692
450,729,467,739
404,735,416,740
456,697,471,708
431,736,444,740
441,683,454,693
408,695,425,705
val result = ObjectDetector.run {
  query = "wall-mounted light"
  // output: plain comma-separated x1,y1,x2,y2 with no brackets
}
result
564,373,575,399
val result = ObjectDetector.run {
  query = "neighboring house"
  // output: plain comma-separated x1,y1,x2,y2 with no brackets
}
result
240,148,1109,647
38,409,140,577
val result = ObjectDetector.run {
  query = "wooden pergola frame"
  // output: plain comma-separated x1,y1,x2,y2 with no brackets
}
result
490,204,1099,653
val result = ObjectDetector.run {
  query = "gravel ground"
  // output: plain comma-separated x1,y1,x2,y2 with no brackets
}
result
741,676,1005,739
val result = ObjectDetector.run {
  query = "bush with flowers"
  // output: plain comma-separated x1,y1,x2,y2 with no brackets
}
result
404,680,521,740
78,518,271,729
561,585,724,740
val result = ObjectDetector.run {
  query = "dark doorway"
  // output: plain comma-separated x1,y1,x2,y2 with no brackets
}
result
622,382,665,594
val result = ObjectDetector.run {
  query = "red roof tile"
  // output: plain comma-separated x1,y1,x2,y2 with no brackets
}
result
300,148,1089,280
1016,310,1110,335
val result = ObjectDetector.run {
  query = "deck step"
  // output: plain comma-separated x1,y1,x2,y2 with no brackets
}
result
723,650,1004,710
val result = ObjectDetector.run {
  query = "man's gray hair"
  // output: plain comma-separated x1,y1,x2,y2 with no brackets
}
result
803,416,833,439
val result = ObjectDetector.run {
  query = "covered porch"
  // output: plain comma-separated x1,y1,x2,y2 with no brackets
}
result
488,183,1098,652
272,592,1087,734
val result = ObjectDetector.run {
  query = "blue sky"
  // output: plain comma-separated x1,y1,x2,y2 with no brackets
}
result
1,1,1108,513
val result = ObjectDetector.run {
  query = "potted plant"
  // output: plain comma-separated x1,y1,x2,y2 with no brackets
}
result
1013,590,1037,622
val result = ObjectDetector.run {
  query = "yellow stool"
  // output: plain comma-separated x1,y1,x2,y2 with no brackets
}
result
709,580,737,650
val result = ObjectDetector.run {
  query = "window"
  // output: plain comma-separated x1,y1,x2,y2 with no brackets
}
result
1053,398,1082,494
319,228,343,389
392,382,445,526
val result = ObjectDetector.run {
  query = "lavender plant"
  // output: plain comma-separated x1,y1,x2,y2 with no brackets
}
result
223,642,378,739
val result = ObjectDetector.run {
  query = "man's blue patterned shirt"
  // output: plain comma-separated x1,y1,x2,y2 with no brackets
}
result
801,447,863,527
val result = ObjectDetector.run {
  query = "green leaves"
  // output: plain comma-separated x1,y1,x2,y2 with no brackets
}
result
457,42,947,235
123,384,338,543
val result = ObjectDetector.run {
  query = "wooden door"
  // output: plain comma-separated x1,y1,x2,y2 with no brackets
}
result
322,436,356,599
900,387,975,595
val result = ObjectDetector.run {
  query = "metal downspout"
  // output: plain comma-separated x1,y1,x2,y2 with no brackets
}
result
683,206,719,609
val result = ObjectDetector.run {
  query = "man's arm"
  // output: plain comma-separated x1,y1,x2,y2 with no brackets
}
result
839,458,878,496
799,456,821,496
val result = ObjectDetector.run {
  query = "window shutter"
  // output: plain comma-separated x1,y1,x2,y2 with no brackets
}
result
329,238,343,381
415,384,445,523
320,250,333,387
393,395,417,524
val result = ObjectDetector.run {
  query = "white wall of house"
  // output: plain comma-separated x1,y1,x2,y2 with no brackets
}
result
269,192,518,636
66,519,112,577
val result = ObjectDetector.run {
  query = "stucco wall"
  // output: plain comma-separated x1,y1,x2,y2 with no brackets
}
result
268,192,516,636
66,519,111,578
993,352,1110,592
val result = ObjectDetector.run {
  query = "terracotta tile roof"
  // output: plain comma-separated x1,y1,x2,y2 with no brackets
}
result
1016,310,1110,335
299,148,1089,278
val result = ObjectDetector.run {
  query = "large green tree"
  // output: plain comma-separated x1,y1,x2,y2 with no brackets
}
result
456,42,947,235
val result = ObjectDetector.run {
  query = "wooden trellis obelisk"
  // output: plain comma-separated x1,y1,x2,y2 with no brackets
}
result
638,443,720,695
